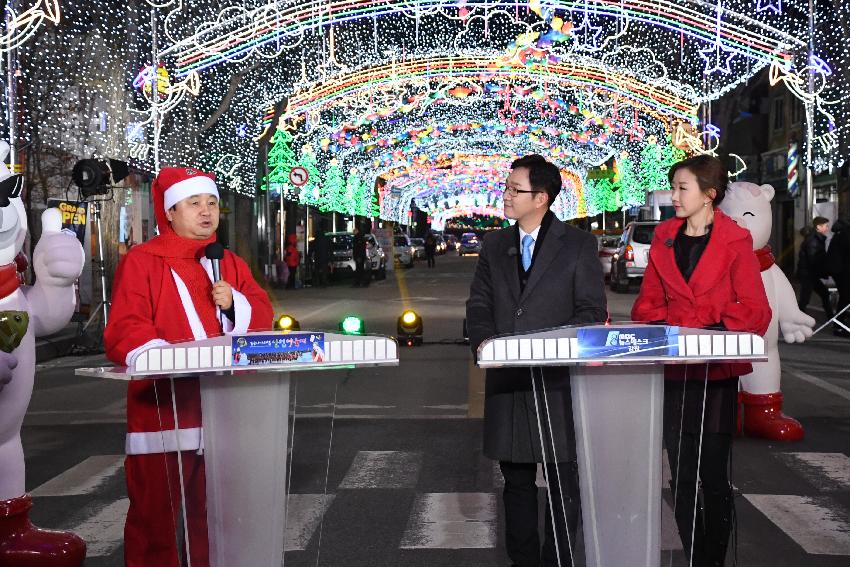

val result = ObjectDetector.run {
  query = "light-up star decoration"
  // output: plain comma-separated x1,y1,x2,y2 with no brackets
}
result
571,7,605,52
756,0,783,14
700,1,735,75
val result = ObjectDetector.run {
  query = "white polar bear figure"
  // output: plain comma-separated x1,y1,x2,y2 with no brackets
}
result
0,141,87,565
719,181,814,441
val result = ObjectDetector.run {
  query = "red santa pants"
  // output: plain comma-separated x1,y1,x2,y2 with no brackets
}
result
124,452,209,567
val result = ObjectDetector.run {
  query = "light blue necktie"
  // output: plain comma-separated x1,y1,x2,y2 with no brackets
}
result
521,234,535,271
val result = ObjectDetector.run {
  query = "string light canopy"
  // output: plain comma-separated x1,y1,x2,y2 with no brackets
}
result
6,1,847,223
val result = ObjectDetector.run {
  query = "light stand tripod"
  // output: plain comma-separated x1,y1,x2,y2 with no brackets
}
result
80,200,109,335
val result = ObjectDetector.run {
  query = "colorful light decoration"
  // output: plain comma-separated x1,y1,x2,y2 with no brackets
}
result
6,1,848,223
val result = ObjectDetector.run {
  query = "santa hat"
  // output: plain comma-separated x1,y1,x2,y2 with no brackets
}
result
153,167,219,213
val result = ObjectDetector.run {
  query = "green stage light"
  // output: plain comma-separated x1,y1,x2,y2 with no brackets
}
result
340,315,365,335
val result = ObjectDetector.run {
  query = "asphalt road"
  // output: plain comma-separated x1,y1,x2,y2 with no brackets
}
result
20,252,850,566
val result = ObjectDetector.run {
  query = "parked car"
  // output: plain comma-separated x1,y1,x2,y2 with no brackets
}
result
328,232,387,279
410,237,426,259
445,234,459,252
393,234,415,268
596,234,620,280
609,221,659,292
459,232,481,256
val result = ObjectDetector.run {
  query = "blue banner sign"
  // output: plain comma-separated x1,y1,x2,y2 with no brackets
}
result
232,333,325,366
577,326,679,358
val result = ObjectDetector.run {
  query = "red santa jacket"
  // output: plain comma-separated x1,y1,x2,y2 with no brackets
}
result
104,247,274,454
631,208,772,380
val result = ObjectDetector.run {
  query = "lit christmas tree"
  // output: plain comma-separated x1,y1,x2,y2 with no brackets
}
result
297,149,322,207
639,137,686,192
353,176,369,216
344,170,361,216
262,128,298,199
615,157,644,207
321,160,345,213
370,181,380,217
585,175,619,216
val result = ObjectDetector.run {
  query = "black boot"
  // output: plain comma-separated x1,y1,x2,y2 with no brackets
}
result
702,488,734,566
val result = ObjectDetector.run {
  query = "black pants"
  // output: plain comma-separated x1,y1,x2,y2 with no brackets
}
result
798,276,833,316
664,393,735,567
354,258,370,286
499,461,580,567
286,268,297,289
313,263,329,287
426,250,436,267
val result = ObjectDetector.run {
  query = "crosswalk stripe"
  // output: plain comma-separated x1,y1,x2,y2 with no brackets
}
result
745,494,850,555
781,453,850,491
339,451,423,489
31,455,124,497
71,498,130,557
285,494,335,551
400,493,497,549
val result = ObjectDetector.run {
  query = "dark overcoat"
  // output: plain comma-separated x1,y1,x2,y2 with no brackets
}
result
466,218,608,463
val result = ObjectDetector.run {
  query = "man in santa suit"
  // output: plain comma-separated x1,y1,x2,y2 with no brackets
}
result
104,167,274,567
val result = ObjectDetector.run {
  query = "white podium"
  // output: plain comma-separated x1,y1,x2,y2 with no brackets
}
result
77,331,398,567
477,324,767,567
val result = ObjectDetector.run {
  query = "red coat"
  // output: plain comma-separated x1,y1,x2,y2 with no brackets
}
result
104,247,274,454
631,209,771,380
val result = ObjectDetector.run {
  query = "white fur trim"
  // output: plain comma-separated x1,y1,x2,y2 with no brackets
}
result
125,427,203,455
126,338,170,367
229,289,252,334
171,269,210,340
163,176,218,210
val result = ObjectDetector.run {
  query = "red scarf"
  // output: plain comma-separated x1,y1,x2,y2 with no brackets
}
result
755,246,775,272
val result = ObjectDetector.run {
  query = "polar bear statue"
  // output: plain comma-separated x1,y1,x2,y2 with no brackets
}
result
719,181,814,441
0,141,87,565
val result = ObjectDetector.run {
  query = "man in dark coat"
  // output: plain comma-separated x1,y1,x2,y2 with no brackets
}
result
352,226,370,288
828,219,850,336
312,226,332,288
797,216,833,317
466,155,607,567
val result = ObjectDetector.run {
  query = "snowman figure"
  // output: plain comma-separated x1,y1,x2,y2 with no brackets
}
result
0,141,87,565
719,181,814,440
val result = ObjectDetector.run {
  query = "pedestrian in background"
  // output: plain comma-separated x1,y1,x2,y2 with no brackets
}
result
284,233,300,289
797,216,833,318
424,232,437,268
827,219,850,336
352,226,370,288
312,226,331,288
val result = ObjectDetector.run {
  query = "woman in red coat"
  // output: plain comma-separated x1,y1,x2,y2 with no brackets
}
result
632,155,771,566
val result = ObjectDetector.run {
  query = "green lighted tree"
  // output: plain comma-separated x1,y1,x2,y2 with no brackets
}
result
297,151,322,207
321,162,345,213
353,176,369,216
584,176,618,216
262,128,298,199
639,138,686,192
615,157,644,207
344,170,360,216
370,181,380,217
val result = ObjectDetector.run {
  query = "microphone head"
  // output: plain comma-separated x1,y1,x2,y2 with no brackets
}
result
205,242,225,260
507,247,518,257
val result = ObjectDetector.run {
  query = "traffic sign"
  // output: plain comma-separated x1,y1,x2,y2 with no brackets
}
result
289,167,309,187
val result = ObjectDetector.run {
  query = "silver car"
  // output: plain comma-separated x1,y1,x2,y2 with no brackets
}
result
609,222,658,292
329,232,387,279
393,234,415,268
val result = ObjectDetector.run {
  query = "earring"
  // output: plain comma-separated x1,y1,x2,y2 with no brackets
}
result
703,202,708,207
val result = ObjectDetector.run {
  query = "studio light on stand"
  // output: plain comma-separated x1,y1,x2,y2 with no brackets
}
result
73,158,128,338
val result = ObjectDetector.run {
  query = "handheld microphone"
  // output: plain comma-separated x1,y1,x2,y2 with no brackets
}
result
205,242,226,328
507,247,518,257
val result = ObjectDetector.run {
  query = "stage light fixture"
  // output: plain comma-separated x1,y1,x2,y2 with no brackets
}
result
339,315,365,335
397,309,423,347
275,314,300,331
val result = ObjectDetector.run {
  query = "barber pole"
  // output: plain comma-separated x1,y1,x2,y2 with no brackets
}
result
787,142,799,197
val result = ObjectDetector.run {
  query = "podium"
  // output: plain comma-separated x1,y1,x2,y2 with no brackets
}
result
477,324,767,567
76,331,398,567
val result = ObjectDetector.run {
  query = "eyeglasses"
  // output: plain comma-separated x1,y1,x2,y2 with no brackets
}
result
503,185,542,197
